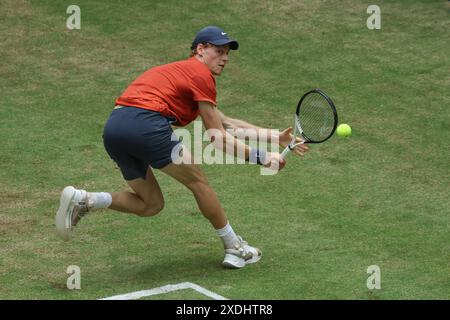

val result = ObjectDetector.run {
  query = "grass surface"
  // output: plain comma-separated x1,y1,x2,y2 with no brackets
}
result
0,0,449,299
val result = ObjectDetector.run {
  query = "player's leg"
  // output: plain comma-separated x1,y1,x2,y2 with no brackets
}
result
55,167,164,240
109,167,164,217
161,157,226,229
56,107,167,240
160,148,261,268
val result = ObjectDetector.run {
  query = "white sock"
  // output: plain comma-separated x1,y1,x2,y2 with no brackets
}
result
87,192,112,210
216,222,239,249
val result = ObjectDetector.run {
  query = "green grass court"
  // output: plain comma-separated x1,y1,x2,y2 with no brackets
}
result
0,0,449,299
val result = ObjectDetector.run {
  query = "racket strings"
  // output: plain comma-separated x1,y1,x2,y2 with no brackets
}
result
298,93,336,142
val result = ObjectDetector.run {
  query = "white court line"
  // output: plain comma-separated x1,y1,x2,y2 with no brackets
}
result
99,282,228,300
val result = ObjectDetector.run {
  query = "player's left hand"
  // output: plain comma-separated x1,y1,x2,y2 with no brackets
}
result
279,127,309,156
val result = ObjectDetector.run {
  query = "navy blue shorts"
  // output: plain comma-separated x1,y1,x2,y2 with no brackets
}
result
103,106,181,180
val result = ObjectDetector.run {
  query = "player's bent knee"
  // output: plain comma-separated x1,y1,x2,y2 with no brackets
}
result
138,200,164,217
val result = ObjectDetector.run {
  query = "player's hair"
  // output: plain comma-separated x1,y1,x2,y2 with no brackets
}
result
190,42,210,57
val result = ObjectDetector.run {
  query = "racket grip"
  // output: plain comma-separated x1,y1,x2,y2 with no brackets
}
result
280,146,291,160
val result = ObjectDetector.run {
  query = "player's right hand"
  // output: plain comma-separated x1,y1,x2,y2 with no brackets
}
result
263,152,286,171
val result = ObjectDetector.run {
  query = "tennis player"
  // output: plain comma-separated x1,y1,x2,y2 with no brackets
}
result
56,26,309,268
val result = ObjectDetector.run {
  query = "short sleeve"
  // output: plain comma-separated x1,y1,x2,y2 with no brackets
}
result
191,74,217,105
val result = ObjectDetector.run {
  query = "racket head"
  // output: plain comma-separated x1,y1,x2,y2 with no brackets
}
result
295,89,338,143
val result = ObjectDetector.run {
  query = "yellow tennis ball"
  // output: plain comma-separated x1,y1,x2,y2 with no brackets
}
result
337,124,352,137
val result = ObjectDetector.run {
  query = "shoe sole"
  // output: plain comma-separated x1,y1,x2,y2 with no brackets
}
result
55,186,76,241
222,250,262,269
223,253,246,268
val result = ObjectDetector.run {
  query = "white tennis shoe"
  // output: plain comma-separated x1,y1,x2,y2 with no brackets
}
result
222,236,262,269
55,186,89,241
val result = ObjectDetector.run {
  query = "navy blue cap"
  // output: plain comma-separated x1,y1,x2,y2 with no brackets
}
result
191,26,239,50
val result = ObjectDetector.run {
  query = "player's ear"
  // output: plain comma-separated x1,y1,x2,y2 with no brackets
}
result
196,43,206,57
197,43,211,57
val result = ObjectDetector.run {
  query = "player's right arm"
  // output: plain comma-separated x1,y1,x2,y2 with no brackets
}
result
217,109,308,157
198,102,285,170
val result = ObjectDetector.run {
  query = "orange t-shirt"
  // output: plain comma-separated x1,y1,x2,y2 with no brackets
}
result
115,57,216,126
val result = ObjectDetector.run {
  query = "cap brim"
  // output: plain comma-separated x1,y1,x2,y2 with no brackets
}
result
209,39,239,50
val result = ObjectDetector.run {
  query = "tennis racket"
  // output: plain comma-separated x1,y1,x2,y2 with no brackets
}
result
280,89,338,159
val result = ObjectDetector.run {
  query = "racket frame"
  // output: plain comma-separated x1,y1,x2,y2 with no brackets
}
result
280,89,338,159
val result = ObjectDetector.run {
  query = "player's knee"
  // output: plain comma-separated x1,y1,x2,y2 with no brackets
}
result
138,200,164,217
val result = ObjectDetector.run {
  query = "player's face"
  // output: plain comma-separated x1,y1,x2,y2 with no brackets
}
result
197,44,230,76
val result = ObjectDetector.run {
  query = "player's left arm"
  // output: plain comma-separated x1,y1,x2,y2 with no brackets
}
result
217,109,309,156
